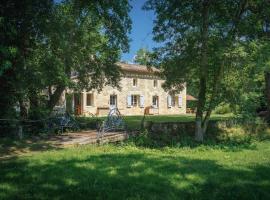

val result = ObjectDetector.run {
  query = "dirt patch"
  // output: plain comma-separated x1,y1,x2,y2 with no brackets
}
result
0,130,98,159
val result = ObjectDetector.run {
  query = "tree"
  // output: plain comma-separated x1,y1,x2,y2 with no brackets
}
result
134,48,152,65
0,0,53,119
0,0,132,119
30,0,132,112
144,0,265,141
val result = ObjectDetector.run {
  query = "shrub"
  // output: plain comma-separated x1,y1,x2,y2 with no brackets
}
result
213,103,232,114
133,130,154,147
75,116,103,130
129,117,270,149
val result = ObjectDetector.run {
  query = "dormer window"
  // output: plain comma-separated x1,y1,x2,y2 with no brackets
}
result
154,80,157,88
133,78,137,87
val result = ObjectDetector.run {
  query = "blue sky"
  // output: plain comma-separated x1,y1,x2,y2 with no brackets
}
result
121,0,157,62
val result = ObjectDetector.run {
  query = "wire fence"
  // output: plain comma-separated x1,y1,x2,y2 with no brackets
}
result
0,112,80,138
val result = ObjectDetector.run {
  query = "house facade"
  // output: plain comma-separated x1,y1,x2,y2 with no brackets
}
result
61,63,186,116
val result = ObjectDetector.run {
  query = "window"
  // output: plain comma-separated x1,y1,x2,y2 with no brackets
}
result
86,93,93,106
168,95,177,108
133,78,137,87
172,96,176,107
153,80,158,88
131,95,138,106
110,95,117,107
152,96,159,108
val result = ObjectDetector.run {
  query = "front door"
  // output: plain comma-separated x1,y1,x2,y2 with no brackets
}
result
74,93,83,115
109,95,117,110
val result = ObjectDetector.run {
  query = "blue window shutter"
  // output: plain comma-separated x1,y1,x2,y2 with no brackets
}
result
178,95,183,107
127,95,132,107
140,95,144,108
167,95,172,108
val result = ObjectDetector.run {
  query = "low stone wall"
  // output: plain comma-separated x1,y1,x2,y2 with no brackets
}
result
143,121,196,136
142,120,256,137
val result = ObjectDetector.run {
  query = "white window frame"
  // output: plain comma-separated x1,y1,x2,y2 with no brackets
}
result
109,95,117,107
131,95,139,107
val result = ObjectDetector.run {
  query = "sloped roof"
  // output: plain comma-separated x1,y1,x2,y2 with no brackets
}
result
117,62,160,75
186,94,197,101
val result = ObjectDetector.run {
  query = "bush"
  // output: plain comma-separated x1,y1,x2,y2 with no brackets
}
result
132,130,154,147
213,103,232,114
216,127,252,145
128,118,270,149
75,116,103,130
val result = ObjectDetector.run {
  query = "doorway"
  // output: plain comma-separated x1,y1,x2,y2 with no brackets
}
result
74,93,83,115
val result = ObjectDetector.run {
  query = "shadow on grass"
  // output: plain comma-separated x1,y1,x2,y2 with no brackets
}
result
0,137,62,159
0,152,269,199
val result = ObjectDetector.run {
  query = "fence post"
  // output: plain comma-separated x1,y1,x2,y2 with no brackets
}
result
18,123,23,139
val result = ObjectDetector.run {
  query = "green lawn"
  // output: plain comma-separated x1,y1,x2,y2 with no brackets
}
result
78,114,233,131
1,140,270,200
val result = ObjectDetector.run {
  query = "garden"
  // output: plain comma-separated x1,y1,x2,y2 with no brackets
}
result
1,114,270,199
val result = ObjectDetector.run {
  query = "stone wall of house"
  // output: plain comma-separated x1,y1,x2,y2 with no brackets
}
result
81,72,186,116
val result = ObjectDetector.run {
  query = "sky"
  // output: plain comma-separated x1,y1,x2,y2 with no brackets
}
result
121,0,158,63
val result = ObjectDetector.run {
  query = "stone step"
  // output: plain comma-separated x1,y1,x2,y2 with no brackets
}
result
98,132,128,144
61,131,128,145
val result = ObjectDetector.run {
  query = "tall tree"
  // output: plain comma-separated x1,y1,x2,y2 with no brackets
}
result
30,0,132,112
0,0,132,119
134,48,152,65
0,0,53,119
144,0,261,141
249,2,270,122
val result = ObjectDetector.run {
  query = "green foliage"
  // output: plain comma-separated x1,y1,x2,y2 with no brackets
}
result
75,116,103,130
213,103,232,115
131,129,154,147
0,0,132,120
127,116,269,149
133,48,153,66
144,0,270,139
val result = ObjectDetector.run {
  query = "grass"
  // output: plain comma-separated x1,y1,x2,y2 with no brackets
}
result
77,114,233,131
1,139,270,200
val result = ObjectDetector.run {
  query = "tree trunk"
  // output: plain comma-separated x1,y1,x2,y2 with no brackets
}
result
265,71,270,123
29,89,39,111
19,98,28,119
202,61,224,135
195,78,207,141
47,85,66,112
195,0,210,142
18,98,27,139
195,115,204,141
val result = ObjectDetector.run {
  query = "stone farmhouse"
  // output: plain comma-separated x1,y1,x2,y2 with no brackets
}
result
59,63,187,116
